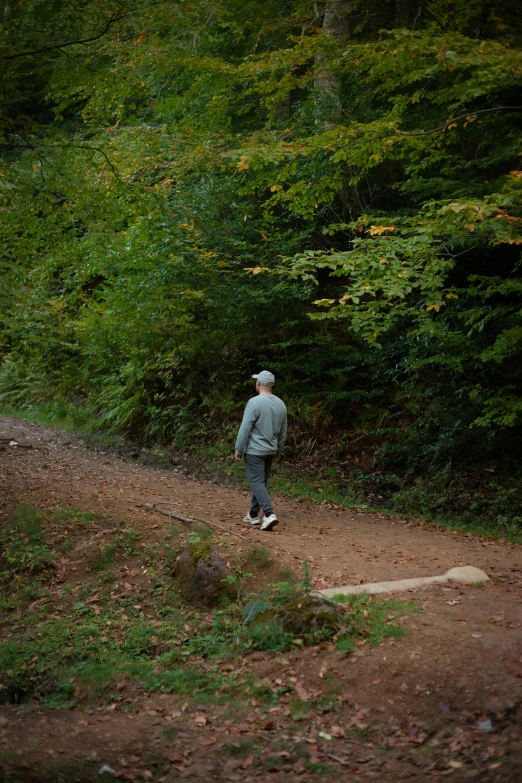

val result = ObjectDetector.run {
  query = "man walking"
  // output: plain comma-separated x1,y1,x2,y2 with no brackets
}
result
235,371,287,531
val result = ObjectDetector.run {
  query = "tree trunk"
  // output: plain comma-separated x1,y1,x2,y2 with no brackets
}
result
314,1,352,127
394,0,417,29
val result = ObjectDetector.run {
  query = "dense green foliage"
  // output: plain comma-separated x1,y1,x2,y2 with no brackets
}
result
1,1,521,525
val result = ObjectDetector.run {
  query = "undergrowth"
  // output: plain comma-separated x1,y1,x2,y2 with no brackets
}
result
0,505,413,709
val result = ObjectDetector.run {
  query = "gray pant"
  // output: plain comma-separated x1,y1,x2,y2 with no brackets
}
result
244,454,275,516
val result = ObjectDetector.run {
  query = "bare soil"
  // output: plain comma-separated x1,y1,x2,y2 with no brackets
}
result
1,415,521,783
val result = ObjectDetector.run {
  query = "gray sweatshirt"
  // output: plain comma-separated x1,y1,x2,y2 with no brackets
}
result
235,394,287,456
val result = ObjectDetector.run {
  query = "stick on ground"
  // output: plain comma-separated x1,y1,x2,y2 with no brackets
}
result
144,503,248,541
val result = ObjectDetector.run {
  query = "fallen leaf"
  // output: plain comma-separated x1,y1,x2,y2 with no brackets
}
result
318,731,332,740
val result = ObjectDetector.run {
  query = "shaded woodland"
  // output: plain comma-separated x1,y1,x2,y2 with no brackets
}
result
1,0,521,528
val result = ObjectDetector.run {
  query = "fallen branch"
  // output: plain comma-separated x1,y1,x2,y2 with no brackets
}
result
144,503,248,541
0,438,36,449
324,753,350,766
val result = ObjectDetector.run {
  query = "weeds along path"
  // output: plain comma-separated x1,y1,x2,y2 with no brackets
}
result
1,415,522,783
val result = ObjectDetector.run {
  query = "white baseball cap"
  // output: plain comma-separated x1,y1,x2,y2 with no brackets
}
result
252,370,275,386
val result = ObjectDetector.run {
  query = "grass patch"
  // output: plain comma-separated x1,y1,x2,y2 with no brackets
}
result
222,739,258,758
290,699,310,721
331,593,415,653
0,504,415,711
0,506,103,581
242,545,273,569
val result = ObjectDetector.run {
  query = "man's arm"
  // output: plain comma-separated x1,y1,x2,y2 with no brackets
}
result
235,399,257,456
277,409,287,452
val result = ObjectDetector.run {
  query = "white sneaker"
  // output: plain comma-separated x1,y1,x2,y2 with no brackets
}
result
261,513,279,531
243,513,260,526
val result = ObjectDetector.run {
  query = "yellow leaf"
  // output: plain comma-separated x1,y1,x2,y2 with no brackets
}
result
379,258,389,264
313,298,335,305
270,184,282,192
236,156,249,170
245,266,268,275
445,293,459,299
426,304,440,312
339,295,351,302
369,225,395,235
446,122,457,130
353,59,361,66
362,285,372,290
509,170,522,179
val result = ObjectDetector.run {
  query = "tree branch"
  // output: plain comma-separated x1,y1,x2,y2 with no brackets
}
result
0,139,132,189
414,1,447,32
1,11,126,61
144,503,249,541
395,105,522,136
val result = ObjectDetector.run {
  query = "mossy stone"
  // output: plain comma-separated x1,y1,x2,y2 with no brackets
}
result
173,546,230,607
253,594,343,641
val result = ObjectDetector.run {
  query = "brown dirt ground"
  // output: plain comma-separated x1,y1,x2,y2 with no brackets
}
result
0,415,521,783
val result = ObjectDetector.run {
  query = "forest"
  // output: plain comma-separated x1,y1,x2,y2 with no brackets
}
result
1,0,521,531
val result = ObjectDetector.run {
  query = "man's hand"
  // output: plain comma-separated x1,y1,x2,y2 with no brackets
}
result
235,452,243,462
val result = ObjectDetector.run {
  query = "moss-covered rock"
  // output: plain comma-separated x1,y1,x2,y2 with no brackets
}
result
173,546,230,607
250,594,343,647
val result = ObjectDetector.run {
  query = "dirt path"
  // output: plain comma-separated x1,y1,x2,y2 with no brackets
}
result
1,415,522,782
2,416,520,587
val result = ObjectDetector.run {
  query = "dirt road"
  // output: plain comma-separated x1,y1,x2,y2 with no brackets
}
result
2,415,520,587
1,415,521,782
